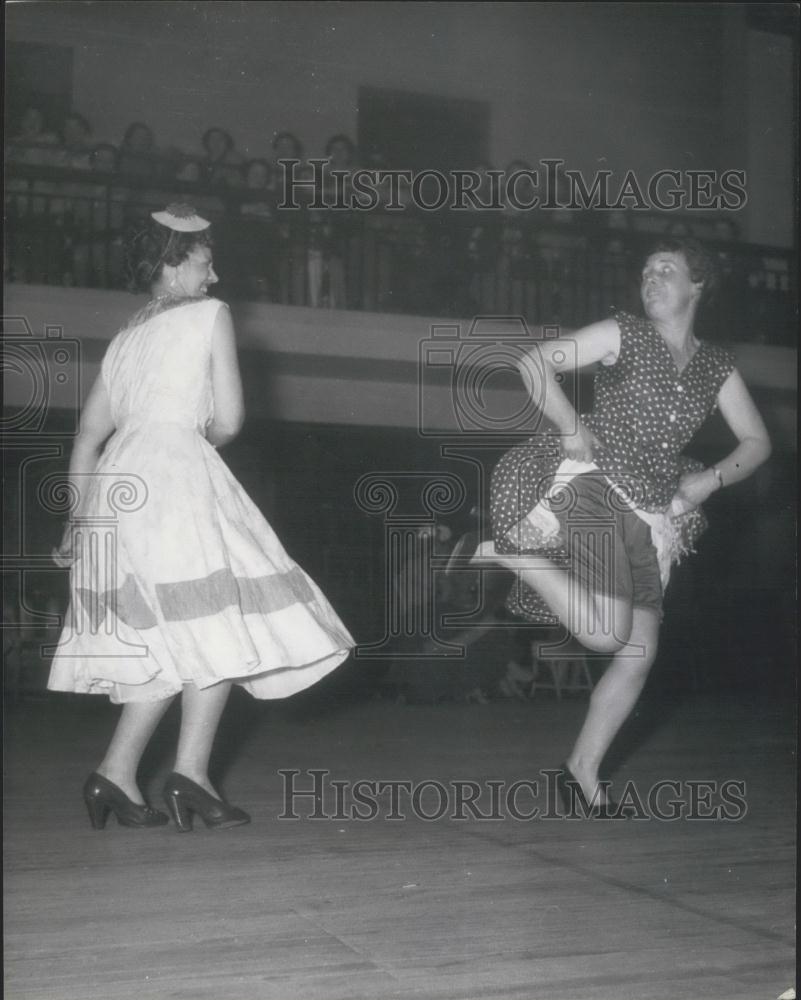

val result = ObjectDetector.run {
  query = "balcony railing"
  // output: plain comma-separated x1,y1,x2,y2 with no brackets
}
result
4,162,796,345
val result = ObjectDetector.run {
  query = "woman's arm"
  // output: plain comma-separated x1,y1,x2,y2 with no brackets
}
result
675,368,772,508
206,303,245,447
714,369,772,483
53,374,115,563
517,317,620,461
68,375,115,513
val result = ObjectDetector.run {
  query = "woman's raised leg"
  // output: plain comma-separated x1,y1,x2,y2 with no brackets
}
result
475,543,633,653
483,471,637,652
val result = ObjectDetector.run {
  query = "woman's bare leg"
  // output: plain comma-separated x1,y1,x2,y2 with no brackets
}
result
97,697,176,804
173,681,233,797
474,542,632,653
566,608,660,803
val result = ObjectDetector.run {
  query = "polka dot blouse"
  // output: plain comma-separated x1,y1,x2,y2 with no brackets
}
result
584,310,736,510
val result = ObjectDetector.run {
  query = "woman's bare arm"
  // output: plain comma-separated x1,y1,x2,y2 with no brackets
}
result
517,317,620,460
206,303,245,447
714,368,772,483
675,368,772,508
68,375,115,515
53,374,115,563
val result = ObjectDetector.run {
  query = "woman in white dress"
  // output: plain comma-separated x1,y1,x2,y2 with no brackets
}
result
50,203,355,831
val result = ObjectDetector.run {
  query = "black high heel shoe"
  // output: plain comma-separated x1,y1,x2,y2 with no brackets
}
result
83,772,169,829
162,772,250,832
556,762,622,820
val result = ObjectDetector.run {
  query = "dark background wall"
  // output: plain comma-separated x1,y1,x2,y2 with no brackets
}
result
5,2,796,245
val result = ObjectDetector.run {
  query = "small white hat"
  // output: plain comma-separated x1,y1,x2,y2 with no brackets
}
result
151,202,211,232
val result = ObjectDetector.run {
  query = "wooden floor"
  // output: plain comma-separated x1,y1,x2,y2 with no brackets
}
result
4,686,796,1000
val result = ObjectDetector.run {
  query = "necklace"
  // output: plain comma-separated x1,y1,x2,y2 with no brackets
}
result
148,290,182,305
124,292,192,331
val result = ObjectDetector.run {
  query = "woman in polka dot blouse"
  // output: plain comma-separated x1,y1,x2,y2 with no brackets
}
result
479,237,771,814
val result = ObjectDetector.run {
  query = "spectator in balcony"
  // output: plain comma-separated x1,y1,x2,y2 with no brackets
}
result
321,134,357,212
69,144,125,288
8,106,60,165
200,127,243,189
325,133,355,172
118,122,158,179
59,112,93,169
52,112,96,283
10,105,59,147
175,157,204,185
85,142,125,288
6,106,73,279
306,134,359,308
241,159,276,218
89,144,119,174
234,159,279,299
271,131,309,202
270,132,308,304
272,130,304,166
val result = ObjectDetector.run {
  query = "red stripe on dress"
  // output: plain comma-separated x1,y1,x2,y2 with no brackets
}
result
75,566,316,631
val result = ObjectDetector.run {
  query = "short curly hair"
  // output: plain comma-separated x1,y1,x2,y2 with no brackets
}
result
645,237,719,302
272,131,304,159
202,127,234,154
121,121,154,151
124,216,213,293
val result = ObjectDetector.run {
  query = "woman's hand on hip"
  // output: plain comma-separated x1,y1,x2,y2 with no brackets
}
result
673,468,718,511
560,422,602,463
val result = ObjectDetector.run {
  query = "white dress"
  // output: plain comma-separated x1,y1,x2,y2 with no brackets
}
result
48,297,355,703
